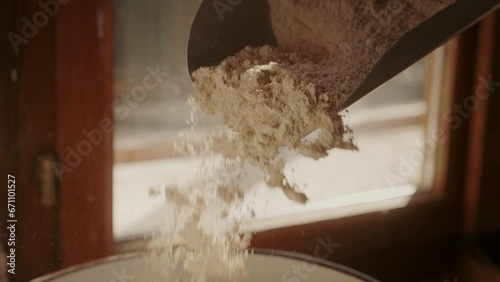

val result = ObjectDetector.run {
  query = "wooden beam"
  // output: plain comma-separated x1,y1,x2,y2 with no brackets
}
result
462,12,497,235
55,0,114,267
477,11,500,234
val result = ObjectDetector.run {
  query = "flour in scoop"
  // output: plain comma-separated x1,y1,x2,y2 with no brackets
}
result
192,0,455,202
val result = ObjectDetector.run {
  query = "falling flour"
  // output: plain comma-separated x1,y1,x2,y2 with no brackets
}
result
148,0,455,281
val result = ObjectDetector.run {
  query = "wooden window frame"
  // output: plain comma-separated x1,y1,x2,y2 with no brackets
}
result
1,0,114,281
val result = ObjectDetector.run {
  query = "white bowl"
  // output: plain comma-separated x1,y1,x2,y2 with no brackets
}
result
32,249,379,282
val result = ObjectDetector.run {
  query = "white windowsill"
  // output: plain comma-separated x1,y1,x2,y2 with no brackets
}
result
113,125,425,241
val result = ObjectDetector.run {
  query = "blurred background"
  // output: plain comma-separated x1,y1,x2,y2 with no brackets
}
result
1,0,499,281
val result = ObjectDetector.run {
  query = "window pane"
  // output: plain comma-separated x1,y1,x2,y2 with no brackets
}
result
114,0,199,141
113,1,442,240
349,59,426,110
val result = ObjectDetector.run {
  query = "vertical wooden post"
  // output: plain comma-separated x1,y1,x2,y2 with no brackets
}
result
475,12,500,234
2,0,114,279
55,0,114,267
462,13,497,235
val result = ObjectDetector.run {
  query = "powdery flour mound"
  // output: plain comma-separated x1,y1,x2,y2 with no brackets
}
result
147,0,455,281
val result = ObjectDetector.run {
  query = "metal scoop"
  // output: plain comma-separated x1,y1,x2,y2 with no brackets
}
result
187,0,499,109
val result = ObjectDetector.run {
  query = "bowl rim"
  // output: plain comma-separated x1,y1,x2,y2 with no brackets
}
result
31,248,380,282
254,248,381,282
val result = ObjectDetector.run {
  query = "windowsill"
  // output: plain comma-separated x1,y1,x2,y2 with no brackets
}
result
113,124,426,241
242,184,416,232
113,184,417,250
